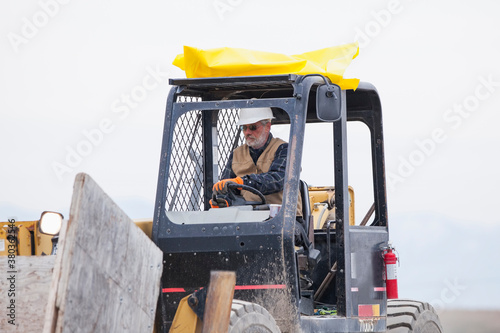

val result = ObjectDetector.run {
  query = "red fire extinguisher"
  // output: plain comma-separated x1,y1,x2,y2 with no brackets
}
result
383,242,399,299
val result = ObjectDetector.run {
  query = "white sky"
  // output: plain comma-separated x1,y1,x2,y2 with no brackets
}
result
1,0,499,310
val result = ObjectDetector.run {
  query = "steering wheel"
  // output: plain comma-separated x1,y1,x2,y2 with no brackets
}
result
216,183,266,206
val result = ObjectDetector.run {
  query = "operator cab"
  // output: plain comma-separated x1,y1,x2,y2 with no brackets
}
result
153,75,389,331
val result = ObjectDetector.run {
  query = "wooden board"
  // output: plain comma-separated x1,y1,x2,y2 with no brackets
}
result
202,271,236,333
0,256,56,332
43,172,163,333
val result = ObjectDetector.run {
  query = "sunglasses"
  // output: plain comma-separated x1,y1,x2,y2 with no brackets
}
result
239,122,266,131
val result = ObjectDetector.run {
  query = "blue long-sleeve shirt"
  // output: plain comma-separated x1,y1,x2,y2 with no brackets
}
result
220,134,288,195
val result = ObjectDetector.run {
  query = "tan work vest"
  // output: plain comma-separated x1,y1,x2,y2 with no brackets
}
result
232,137,303,217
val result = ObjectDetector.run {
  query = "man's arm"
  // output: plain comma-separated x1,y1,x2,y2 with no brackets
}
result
242,143,288,195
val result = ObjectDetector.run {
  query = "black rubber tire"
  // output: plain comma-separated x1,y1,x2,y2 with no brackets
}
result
228,299,281,333
387,299,444,333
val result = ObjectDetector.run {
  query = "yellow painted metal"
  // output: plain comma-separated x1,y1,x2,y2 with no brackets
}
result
169,295,202,333
0,226,8,256
17,223,32,255
34,225,55,256
0,220,54,256
372,304,380,316
133,218,153,239
348,186,355,225
309,186,355,229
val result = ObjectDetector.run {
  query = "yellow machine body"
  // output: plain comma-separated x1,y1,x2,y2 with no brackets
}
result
308,186,355,229
169,296,202,333
0,220,54,256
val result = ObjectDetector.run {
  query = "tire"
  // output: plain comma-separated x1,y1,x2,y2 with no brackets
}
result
228,299,281,333
387,299,443,333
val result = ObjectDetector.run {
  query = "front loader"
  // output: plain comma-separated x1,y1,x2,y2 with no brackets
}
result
152,74,443,332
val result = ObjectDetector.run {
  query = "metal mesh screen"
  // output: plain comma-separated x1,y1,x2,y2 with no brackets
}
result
165,99,243,212
217,108,244,179
166,96,204,211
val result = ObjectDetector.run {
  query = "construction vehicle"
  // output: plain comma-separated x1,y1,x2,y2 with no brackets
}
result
1,73,443,333
152,74,443,332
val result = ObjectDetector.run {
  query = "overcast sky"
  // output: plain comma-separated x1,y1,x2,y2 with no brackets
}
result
1,0,499,310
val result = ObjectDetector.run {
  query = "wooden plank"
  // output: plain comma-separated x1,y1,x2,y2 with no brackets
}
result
43,172,163,333
0,256,56,332
202,271,236,333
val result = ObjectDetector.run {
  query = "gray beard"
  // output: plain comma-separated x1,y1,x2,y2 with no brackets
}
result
246,134,267,149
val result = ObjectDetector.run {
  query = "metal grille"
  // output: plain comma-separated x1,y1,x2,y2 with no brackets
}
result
165,99,244,212
217,108,244,179
166,96,204,211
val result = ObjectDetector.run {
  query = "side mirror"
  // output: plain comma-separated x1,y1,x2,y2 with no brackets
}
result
38,211,64,235
316,84,342,122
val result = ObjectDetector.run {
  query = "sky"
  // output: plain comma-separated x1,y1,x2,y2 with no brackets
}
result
1,0,499,310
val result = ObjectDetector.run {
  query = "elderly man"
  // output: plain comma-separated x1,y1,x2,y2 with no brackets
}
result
212,107,293,209
213,107,319,287
213,107,318,285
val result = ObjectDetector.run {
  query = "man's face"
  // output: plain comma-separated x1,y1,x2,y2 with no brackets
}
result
242,120,270,149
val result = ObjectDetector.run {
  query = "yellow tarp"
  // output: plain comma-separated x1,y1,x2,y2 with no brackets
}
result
173,42,360,90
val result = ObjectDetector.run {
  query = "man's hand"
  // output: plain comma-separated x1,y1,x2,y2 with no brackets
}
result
213,177,244,195
210,195,232,209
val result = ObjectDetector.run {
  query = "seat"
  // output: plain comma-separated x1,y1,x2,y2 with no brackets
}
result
298,180,321,287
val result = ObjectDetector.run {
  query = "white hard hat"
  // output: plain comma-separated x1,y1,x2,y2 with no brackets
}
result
236,107,275,126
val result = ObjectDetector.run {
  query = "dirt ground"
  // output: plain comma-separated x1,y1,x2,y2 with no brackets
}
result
437,309,500,333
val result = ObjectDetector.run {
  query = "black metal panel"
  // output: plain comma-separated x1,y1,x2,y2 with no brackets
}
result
160,235,296,329
169,74,297,91
348,226,388,317
156,219,284,253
